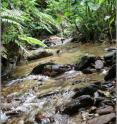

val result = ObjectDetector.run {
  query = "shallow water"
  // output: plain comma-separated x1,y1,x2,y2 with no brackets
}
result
1,42,115,124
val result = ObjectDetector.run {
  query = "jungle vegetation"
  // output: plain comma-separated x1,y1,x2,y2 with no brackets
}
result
1,0,116,62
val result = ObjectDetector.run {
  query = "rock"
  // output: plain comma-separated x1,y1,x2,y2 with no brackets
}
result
101,82,114,90
35,113,54,124
96,106,114,115
79,95,94,106
75,55,95,71
102,100,115,106
62,95,94,115
104,51,116,66
94,58,104,70
89,106,97,113
43,36,65,47
43,36,73,47
82,68,96,74
30,62,72,77
104,48,116,52
5,110,22,117
63,38,74,44
94,97,105,107
97,90,111,97
73,83,101,99
27,49,53,61
104,64,116,81
80,113,115,124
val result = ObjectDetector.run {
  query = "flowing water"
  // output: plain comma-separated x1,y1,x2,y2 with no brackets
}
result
1,42,115,124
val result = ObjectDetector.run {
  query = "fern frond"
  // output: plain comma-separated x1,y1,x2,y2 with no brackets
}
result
1,9,24,21
19,35,47,47
2,18,23,32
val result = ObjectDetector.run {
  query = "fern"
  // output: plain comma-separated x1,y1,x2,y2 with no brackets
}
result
1,9,24,21
33,9,57,33
1,9,24,33
19,35,47,47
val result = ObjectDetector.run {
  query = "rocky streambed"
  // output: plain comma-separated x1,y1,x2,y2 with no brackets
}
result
1,42,116,124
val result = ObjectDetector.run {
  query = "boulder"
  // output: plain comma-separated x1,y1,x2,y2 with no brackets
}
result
27,49,53,61
75,55,96,71
43,36,73,47
62,95,94,115
73,83,101,99
104,64,116,81
43,36,65,47
96,106,114,115
104,51,116,66
30,62,72,77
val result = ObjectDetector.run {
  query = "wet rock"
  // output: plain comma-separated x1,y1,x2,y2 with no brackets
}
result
102,99,115,106
82,68,96,74
81,113,115,124
27,49,53,61
101,82,114,90
96,106,114,115
73,83,101,98
79,95,94,106
104,48,116,52
104,51,116,66
75,55,95,71
89,106,97,114
35,113,54,124
5,110,22,117
30,62,72,77
94,97,105,107
97,90,111,97
43,36,64,47
63,38,74,44
62,95,94,115
94,57,104,70
43,36,73,47
104,64,116,81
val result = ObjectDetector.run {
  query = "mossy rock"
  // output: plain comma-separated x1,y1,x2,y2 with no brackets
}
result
75,54,96,71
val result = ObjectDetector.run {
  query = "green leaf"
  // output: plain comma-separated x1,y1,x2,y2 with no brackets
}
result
19,36,47,47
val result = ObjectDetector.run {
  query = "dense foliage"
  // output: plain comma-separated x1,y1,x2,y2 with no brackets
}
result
1,0,116,60
45,0,115,42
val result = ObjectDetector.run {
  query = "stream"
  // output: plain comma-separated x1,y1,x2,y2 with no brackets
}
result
1,42,116,124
